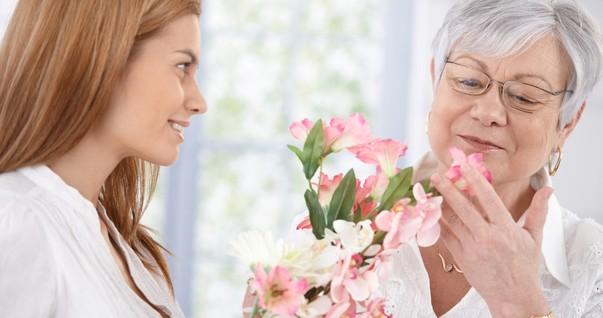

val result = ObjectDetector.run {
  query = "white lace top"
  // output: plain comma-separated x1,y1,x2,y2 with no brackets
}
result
0,165,184,317
381,154,603,317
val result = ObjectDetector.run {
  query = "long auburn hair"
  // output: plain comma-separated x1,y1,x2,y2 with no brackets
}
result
0,0,201,292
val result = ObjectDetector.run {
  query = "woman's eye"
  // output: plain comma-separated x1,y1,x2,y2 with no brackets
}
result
510,94,538,104
177,62,191,72
457,78,482,88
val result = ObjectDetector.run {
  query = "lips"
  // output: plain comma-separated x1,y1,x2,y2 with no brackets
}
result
458,134,504,152
168,119,189,141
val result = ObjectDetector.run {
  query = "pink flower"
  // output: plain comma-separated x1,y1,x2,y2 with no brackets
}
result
253,265,309,317
445,147,493,196
325,300,356,318
330,254,380,304
364,170,389,200
289,118,314,141
350,139,407,177
317,173,343,206
374,199,423,250
354,178,378,218
328,113,375,152
375,184,443,248
296,216,312,230
412,183,443,247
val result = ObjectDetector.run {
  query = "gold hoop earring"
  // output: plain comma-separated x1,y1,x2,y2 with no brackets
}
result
548,147,563,176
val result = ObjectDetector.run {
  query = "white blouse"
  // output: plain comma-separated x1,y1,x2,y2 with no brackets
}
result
382,153,603,317
0,165,184,318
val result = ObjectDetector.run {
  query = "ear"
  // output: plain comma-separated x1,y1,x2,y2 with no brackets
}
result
557,101,587,148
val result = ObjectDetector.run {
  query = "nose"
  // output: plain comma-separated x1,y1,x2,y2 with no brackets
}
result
185,78,208,115
469,81,508,127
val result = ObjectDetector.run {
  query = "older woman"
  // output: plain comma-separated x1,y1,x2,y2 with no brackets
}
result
382,0,603,317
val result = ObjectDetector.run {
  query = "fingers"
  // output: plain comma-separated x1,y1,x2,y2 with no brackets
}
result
460,164,509,224
523,186,553,245
431,173,488,240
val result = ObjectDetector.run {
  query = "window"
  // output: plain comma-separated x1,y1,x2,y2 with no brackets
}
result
191,1,385,317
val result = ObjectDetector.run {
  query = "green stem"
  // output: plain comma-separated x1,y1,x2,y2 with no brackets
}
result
250,296,260,318
316,163,324,199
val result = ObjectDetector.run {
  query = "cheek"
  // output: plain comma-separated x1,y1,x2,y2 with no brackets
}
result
428,87,467,163
506,115,558,176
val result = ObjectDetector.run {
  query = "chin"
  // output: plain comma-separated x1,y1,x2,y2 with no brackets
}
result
146,148,180,166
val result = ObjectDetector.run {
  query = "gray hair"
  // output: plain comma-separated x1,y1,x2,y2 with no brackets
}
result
432,0,603,127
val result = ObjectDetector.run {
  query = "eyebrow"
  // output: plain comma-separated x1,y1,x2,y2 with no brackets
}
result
452,54,554,90
453,55,489,71
513,73,553,90
175,49,199,64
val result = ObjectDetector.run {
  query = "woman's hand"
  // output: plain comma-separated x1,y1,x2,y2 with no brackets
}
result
430,164,554,318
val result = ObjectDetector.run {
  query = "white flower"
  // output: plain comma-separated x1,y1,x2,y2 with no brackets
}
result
333,220,375,254
230,231,285,267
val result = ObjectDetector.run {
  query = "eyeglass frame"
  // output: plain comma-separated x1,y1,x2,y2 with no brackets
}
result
443,59,573,113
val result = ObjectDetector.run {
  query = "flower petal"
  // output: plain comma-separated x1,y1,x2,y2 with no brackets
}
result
417,222,441,247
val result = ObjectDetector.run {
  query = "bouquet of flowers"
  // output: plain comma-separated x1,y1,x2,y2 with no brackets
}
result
232,113,491,318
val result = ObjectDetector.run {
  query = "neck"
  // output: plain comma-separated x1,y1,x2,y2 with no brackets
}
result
47,131,124,207
490,178,536,222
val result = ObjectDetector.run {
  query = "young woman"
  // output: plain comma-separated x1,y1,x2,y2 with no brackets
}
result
0,1,206,317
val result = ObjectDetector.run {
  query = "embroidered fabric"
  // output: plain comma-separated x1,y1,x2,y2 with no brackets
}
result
381,210,603,318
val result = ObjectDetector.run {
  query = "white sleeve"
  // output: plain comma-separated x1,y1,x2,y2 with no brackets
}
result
0,199,58,318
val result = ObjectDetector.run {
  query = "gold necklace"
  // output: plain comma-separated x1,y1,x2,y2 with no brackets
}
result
437,252,464,274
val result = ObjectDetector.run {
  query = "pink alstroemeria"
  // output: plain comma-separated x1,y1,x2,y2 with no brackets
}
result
364,170,389,200
327,113,374,152
289,118,314,141
253,265,309,317
446,147,493,196
354,178,378,218
349,139,407,177
374,199,423,250
317,173,343,206
296,216,312,230
412,183,443,247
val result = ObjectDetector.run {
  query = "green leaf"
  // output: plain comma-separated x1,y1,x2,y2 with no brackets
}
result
377,167,413,212
287,144,304,164
304,189,326,240
327,169,356,228
302,120,324,180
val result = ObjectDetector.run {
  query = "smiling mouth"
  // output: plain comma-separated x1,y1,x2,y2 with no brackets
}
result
168,121,185,140
169,121,184,133
459,135,503,151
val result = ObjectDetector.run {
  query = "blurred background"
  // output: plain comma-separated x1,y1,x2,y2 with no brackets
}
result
1,1,601,317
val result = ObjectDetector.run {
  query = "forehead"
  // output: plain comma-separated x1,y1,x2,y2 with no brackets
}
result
451,36,572,89
143,14,201,56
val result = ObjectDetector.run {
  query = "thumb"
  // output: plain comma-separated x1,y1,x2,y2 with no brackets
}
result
523,186,554,245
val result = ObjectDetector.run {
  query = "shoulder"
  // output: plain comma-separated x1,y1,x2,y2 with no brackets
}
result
560,209,603,266
0,168,37,195
0,189,60,315
0,191,59,271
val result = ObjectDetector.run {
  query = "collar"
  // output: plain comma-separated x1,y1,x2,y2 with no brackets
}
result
413,152,571,287
18,164,96,213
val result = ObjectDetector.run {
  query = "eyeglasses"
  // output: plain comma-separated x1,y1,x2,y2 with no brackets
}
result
444,60,573,114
